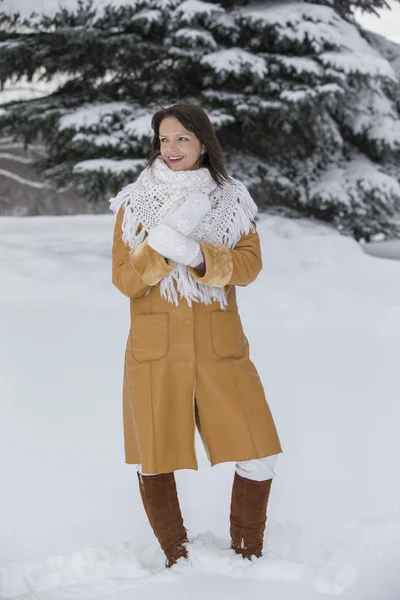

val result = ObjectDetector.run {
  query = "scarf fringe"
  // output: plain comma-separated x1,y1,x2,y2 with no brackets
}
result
224,180,258,248
109,183,147,250
159,263,228,310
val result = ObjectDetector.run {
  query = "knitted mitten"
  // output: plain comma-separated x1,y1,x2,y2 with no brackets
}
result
163,192,211,236
147,223,203,267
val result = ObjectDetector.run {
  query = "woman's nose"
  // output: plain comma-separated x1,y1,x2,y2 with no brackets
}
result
166,143,179,154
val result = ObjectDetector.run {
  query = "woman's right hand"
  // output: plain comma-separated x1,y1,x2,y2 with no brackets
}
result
147,223,203,267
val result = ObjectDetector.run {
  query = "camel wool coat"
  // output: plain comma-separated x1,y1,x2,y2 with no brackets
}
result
112,206,282,474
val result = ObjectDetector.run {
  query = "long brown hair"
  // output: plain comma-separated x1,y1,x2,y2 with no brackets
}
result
148,101,230,187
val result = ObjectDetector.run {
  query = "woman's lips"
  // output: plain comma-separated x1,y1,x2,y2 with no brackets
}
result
168,157,183,164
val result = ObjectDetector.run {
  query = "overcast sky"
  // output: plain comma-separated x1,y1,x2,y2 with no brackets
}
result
1,0,400,44
354,1,400,42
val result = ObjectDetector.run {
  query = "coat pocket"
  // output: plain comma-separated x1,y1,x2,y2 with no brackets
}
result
211,311,244,359
131,313,169,361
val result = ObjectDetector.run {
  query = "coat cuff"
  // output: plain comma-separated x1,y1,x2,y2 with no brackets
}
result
130,239,173,286
187,242,233,287
191,257,206,272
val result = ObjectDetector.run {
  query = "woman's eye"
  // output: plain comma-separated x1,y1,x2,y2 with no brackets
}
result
159,137,188,142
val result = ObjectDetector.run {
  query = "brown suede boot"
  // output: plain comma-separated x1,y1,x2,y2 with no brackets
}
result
137,471,189,568
230,472,273,560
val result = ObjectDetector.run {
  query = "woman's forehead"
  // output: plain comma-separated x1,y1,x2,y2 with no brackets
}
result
159,117,192,136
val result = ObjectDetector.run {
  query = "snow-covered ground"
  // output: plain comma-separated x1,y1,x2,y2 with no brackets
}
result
364,238,400,261
1,214,400,599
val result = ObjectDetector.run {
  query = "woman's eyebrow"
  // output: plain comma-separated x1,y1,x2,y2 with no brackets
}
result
159,132,190,137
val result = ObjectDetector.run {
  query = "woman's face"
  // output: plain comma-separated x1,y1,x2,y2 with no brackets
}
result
159,117,205,171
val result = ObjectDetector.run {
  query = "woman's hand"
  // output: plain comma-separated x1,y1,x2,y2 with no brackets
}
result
163,191,211,236
147,223,204,267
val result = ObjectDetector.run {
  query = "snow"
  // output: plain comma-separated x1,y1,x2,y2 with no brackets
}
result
240,2,344,52
0,153,34,165
73,158,147,174
276,55,323,77
366,31,400,80
240,2,397,81
207,110,235,129
71,132,126,149
131,8,162,24
174,27,218,49
1,213,400,599
309,155,400,213
0,168,53,189
1,0,400,48
201,48,268,80
123,114,153,140
0,138,47,155
58,106,154,151
0,0,149,17
280,88,317,103
319,50,396,79
344,86,400,150
365,239,400,260
58,103,134,132
173,0,224,22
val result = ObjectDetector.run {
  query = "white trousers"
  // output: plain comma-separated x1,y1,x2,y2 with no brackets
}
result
137,453,279,482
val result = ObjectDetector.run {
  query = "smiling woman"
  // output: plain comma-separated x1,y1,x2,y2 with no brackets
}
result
110,101,282,569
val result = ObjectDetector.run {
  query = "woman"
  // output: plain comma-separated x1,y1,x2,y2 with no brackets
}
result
110,101,282,568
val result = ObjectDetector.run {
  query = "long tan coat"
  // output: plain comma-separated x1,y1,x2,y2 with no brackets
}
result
112,207,282,474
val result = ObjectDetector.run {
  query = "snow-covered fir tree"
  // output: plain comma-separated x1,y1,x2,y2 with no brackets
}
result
1,0,400,239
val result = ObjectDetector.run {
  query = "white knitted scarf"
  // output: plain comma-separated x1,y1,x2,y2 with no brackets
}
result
109,157,258,309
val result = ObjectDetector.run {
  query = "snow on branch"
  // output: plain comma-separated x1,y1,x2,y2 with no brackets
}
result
309,155,400,213
201,48,268,80
319,51,397,79
276,55,323,77
124,114,154,140
173,27,217,49
343,85,400,150
207,110,235,129
239,2,344,52
73,158,147,175
173,0,225,26
58,103,134,132
131,8,163,32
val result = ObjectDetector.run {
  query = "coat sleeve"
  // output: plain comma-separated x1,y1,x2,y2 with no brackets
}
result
187,222,262,288
112,206,174,298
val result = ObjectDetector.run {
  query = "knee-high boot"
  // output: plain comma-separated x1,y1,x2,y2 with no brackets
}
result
229,472,273,559
137,471,189,568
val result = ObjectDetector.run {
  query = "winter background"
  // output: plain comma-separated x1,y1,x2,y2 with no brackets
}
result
1,1,400,599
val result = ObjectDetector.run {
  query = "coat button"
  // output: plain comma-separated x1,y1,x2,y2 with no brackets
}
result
184,318,193,326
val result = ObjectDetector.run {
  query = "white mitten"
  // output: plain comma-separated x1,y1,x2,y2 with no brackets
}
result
147,223,204,267
164,191,211,235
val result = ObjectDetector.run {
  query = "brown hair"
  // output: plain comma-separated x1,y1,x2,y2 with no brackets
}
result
148,101,230,187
